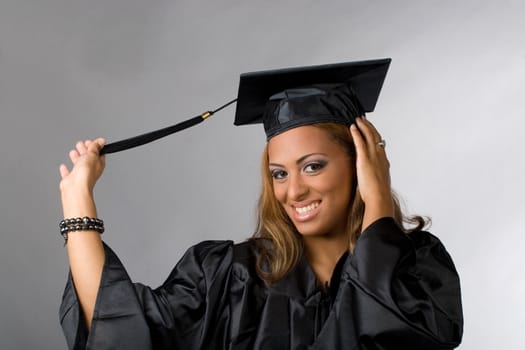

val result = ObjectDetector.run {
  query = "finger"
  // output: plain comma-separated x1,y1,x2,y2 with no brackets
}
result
93,137,106,151
359,117,381,142
59,164,70,179
87,138,104,155
363,118,384,145
357,117,384,152
355,118,375,145
361,117,383,141
95,137,106,146
350,124,367,159
355,117,377,146
76,140,88,155
69,149,80,164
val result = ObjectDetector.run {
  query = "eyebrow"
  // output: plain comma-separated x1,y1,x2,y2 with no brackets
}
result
269,153,327,168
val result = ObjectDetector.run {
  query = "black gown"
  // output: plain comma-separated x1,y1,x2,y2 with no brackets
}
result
59,217,463,349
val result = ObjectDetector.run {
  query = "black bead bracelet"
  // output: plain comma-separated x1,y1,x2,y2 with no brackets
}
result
59,217,104,245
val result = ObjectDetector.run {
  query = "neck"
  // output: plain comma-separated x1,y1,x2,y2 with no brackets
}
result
302,233,348,286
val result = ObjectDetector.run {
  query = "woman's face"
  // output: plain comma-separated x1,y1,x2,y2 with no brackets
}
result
267,125,354,238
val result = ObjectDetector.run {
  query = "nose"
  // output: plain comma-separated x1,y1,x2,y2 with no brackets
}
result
287,173,308,201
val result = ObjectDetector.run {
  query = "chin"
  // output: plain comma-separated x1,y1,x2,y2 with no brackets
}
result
292,216,347,238
294,222,329,237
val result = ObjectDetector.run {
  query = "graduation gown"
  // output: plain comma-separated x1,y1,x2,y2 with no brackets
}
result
59,217,463,349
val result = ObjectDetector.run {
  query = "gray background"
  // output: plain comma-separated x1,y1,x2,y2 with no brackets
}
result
1,0,524,348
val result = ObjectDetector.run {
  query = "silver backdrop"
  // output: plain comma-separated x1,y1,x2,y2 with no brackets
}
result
1,0,524,348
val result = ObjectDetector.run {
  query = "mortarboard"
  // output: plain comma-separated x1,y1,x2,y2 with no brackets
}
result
100,58,391,154
234,58,391,139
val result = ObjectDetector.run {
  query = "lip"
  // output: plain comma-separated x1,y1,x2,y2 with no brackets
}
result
290,200,321,222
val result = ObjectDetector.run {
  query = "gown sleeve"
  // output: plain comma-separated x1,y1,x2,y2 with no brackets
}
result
346,217,463,349
59,240,234,350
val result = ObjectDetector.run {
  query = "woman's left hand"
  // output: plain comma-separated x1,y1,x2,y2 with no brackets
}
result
350,117,394,230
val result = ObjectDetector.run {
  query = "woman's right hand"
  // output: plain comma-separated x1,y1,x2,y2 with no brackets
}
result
59,138,106,196
59,138,106,219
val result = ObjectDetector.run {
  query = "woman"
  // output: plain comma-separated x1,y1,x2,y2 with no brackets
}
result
58,60,463,349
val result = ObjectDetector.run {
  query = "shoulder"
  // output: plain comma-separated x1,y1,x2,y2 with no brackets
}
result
189,239,234,256
171,239,263,284
231,239,266,283
181,239,260,270
165,240,233,276
185,239,259,260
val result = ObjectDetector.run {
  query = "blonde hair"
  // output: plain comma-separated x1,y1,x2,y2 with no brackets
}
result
251,122,429,285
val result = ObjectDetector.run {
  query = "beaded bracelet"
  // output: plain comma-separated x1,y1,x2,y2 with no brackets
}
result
59,217,104,245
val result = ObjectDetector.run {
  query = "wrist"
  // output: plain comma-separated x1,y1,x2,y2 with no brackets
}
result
364,201,395,218
61,190,98,218
60,217,104,245
362,191,394,210
361,195,395,231
59,178,93,196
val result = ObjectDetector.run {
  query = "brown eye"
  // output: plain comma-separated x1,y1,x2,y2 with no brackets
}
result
303,161,326,174
271,169,288,180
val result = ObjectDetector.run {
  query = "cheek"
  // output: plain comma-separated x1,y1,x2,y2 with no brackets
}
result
321,171,353,203
272,183,287,204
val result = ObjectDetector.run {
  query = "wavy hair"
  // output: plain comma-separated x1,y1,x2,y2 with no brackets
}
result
251,122,429,285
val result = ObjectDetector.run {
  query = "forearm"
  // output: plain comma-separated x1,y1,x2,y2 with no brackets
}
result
62,189,105,330
361,192,394,232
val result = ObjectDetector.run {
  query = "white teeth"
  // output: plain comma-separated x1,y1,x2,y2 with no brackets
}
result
295,202,319,214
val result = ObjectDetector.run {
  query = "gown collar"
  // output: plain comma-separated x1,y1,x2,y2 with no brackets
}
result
270,251,349,300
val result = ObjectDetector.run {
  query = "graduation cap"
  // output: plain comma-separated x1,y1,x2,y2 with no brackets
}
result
100,58,391,154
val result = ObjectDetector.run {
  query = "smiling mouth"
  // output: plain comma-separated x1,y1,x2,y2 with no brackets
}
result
295,201,320,215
